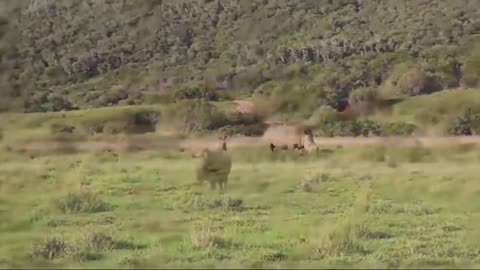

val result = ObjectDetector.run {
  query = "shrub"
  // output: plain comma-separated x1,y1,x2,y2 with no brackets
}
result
32,235,71,260
72,250,103,262
190,223,227,249
397,67,439,96
318,119,382,137
220,123,268,137
357,119,383,136
317,119,419,137
50,123,75,135
307,105,339,128
54,189,110,213
126,110,160,133
231,67,269,91
82,110,160,135
448,109,480,136
174,85,219,101
461,46,480,88
170,100,229,133
381,122,418,136
219,111,268,136
348,87,380,113
49,123,86,142
71,231,143,262
81,231,138,251
25,95,78,113
318,86,351,112
143,93,175,105
208,197,244,211
314,219,368,257
101,122,126,135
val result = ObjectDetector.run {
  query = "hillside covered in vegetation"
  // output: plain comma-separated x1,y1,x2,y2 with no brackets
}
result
1,0,479,137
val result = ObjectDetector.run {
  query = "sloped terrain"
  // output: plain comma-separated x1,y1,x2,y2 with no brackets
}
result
2,0,479,114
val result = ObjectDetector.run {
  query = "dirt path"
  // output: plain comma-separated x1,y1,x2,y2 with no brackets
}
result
11,134,480,156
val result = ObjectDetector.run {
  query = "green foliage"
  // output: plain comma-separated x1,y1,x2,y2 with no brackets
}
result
317,118,416,137
220,111,268,136
307,105,340,127
81,231,139,251
174,85,220,102
317,119,378,137
5,0,478,112
396,67,440,96
81,109,160,135
319,86,351,112
448,109,480,136
170,100,229,133
50,123,75,135
348,87,380,107
381,122,418,136
4,138,480,267
25,95,78,113
220,123,268,137
461,46,480,88
392,89,480,127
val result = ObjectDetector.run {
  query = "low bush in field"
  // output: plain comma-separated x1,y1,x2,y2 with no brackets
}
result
81,110,160,135
381,122,418,136
316,119,417,137
54,189,110,214
32,235,71,260
448,109,480,136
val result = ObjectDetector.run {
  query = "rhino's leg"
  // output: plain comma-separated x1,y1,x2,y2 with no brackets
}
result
209,181,216,190
219,181,226,194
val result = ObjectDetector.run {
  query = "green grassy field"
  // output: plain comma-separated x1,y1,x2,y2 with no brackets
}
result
1,140,480,269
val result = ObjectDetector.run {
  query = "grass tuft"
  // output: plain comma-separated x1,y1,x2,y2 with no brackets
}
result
32,235,71,260
54,189,111,213
190,223,228,249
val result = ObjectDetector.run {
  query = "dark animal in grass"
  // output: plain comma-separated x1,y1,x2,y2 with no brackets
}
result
270,143,276,152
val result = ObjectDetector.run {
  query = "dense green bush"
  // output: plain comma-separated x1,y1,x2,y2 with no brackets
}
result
50,123,75,135
461,46,480,88
448,109,480,136
318,86,351,112
348,87,380,113
348,87,379,106
55,189,110,214
174,86,219,102
317,119,417,137
381,122,418,136
307,105,340,127
318,119,382,137
169,100,229,133
81,109,160,135
166,100,269,135
220,123,268,137
396,67,440,96
24,95,78,113
7,0,477,112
